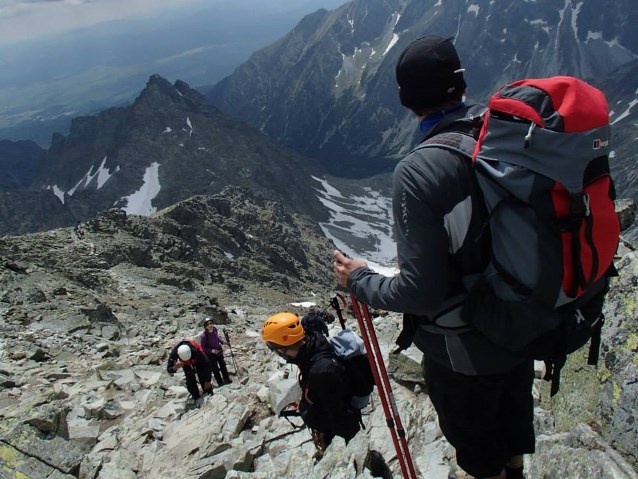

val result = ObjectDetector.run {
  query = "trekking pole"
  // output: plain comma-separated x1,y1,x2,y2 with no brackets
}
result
329,293,348,330
223,330,241,379
349,294,418,479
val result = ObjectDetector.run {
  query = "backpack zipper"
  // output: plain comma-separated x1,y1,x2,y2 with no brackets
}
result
524,122,537,148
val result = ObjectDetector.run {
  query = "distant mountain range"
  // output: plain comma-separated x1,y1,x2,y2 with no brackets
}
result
0,0,346,147
1,0,637,241
208,0,637,176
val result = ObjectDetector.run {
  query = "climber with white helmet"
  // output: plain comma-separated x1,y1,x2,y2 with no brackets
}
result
166,340,214,401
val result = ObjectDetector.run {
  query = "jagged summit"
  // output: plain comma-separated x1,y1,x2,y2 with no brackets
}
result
0,74,326,236
135,74,217,115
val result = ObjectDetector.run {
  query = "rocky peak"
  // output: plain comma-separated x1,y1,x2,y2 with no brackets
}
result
1,73,326,237
134,74,215,116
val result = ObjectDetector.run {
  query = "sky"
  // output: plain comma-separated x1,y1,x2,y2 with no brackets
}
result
0,0,196,45
0,0,345,47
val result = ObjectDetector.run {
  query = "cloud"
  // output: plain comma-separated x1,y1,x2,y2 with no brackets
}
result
0,0,205,46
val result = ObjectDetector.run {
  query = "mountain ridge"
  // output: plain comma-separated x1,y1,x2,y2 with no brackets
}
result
0,74,328,236
208,0,638,175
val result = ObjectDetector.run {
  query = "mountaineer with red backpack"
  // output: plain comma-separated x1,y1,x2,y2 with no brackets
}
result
333,35,618,479
166,340,214,401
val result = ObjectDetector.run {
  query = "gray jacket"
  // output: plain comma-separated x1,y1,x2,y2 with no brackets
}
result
348,105,525,375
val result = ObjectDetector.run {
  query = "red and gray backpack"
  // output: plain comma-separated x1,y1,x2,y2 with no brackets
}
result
426,76,620,394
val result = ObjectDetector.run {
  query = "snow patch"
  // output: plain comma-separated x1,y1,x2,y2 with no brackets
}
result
383,33,399,56
67,156,115,196
571,1,583,39
467,4,479,16
162,127,172,133
611,99,638,125
586,30,602,43
119,162,161,216
604,37,622,48
313,175,396,267
529,18,547,27
47,185,65,204
96,157,117,189
291,301,316,308
186,117,193,136
347,12,354,34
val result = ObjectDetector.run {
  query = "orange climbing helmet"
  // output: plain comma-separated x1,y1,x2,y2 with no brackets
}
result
262,312,305,347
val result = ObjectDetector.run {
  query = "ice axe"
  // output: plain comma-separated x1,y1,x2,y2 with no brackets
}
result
329,293,348,330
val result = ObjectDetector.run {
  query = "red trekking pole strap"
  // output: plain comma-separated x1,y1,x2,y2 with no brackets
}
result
349,294,418,479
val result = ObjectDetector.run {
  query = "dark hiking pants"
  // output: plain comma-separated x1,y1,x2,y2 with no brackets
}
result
207,353,230,385
183,364,212,399
422,356,535,478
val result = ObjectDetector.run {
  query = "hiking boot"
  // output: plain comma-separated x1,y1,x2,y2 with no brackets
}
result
365,450,392,479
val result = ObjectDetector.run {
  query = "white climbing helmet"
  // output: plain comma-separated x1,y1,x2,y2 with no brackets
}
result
177,344,192,361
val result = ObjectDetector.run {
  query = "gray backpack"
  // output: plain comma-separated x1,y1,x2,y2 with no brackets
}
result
419,77,620,394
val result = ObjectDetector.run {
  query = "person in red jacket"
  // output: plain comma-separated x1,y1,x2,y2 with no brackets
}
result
166,340,214,400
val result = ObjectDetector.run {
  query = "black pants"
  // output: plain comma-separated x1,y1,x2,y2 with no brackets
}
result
183,365,212,399
422,356,535,478
206,353,230,385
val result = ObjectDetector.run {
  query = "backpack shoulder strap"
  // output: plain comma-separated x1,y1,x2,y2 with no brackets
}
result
412,131,477,159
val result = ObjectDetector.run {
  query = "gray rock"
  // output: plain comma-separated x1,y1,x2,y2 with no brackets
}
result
0,372,16,388
0,421,94,475
387,346,426,386
528,424,638,478
0,441,76,479
616,198,637,232
25,403,66,434
268,375,302,416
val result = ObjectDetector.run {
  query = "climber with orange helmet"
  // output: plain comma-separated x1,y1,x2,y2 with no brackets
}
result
166,340,214,401
262,312,361,449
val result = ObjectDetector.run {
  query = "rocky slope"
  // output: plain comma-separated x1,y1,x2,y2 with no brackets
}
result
0,192,637,478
